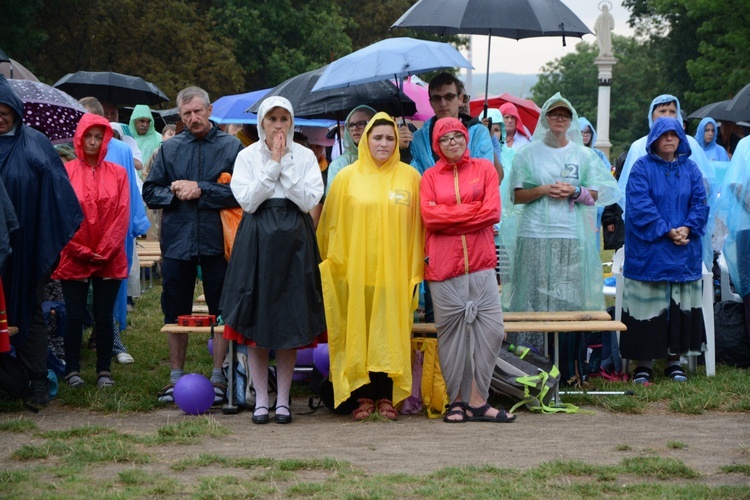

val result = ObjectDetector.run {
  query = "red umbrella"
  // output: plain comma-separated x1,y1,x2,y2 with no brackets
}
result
469,93,541,134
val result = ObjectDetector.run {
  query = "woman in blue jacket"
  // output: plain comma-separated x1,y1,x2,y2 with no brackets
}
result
620,117,709,383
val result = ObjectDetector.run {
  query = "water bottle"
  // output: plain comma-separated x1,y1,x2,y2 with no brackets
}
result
509,344,530,358
47,369,58,400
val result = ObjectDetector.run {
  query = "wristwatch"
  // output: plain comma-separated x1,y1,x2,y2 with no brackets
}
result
572,185,581,200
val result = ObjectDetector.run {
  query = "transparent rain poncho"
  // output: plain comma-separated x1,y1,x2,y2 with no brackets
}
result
498,93,621,316
718,137,750,297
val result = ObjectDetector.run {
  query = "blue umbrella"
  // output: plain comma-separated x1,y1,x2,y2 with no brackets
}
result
313,37,473,92
211,89,335,128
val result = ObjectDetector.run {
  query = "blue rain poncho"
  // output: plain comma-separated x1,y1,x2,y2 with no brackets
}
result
618,95,717,270
499,93,621,313
624,117,708,282
694,117,729,162
718,136,750,297
578,117,610,168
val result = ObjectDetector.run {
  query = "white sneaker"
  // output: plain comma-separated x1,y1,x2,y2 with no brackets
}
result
116,352,134,364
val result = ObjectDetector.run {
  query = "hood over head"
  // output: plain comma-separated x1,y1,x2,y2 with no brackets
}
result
695,117,719,149
646,116,690,159
532,93,583,147
431,116,470,167
256,95,296,150
357,112,400,171
74,113,113,165
578,116,598,147
499,102,530,138
338,104,376,164
0,75,23,133
129,105,157,135
648,94,681,129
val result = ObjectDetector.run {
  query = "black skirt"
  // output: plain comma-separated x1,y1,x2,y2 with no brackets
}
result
220,199,326,349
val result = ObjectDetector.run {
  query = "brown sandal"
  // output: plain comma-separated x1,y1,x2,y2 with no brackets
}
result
376,398,398,420
351,398,374,421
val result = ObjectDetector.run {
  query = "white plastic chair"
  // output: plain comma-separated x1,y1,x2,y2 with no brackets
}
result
612,247,715,377
718,252,742,303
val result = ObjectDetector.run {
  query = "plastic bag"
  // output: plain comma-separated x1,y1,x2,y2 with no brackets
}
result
217,173,244,260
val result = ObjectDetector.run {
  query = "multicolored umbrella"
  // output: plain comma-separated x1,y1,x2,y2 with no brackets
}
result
8,79,86,144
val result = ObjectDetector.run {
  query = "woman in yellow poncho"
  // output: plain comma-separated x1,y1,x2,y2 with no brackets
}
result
317,113,424,420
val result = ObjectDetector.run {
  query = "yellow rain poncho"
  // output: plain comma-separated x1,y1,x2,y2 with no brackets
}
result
317,113,424,409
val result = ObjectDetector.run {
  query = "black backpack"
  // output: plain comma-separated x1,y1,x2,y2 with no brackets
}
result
0,352,29,400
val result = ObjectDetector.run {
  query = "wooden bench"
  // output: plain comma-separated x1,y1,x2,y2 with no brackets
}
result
160,324,224,335
412,311,626,403
139,256,162,292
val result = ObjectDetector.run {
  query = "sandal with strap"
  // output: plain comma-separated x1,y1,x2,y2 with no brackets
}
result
376,399,398,420
443,401,467,423
466,403,516,423
212,381,227,406
96,371,115,389
633,366,654,385
157,383,175,403
64,372,85,388
351,398,374,421
664,365,687,382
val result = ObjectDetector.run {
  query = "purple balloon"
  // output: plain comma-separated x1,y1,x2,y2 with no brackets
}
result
296,347,314,366
173,374,214,415
313,343,330,378
207,337,214,356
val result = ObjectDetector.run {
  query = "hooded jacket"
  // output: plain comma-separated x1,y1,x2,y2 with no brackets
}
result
317,113,423,409
142,107,242,260
0,75,83,339
420,117,500,282
325,105,376,194
499,102,531,149
578,117,610,168
624,117,708,282
129,105,162,165
618,94,716,270
410,114,494,175
52,114,130,280
695,117,729,162
231,96,323,214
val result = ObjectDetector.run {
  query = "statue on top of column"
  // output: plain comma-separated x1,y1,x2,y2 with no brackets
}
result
594,2,615,58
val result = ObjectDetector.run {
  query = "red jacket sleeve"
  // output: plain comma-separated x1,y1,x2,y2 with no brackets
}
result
421,161,500,234
94,167,131,262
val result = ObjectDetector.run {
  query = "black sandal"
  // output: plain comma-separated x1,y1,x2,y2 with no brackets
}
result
466,403,516,423
443,401,467,423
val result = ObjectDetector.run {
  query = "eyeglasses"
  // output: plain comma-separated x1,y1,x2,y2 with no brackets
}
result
438,133,466,146
546,112,572,122
582,130,592,135
429,93,459,104
347,120,368,130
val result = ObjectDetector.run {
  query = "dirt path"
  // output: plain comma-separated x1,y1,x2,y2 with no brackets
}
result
1,401,748,480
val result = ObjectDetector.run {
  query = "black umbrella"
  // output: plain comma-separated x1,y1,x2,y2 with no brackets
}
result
391,0,591,117
725,82,750,120
53,71,168,106
248,65,417,119
687,100,749,123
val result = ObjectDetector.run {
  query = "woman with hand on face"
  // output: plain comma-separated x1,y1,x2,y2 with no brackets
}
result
220,96,327,425
53,114,130,389
317,113,424,421
421,117,513,423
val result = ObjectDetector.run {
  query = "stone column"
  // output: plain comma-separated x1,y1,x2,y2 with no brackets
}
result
594,55,616,160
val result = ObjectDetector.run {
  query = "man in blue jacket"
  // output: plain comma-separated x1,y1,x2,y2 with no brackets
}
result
143,86,242,404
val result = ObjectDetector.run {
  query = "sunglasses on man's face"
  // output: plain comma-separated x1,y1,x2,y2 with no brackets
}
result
429,93,459,104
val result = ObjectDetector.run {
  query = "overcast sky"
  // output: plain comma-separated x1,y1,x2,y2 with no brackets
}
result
462,0,634,77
